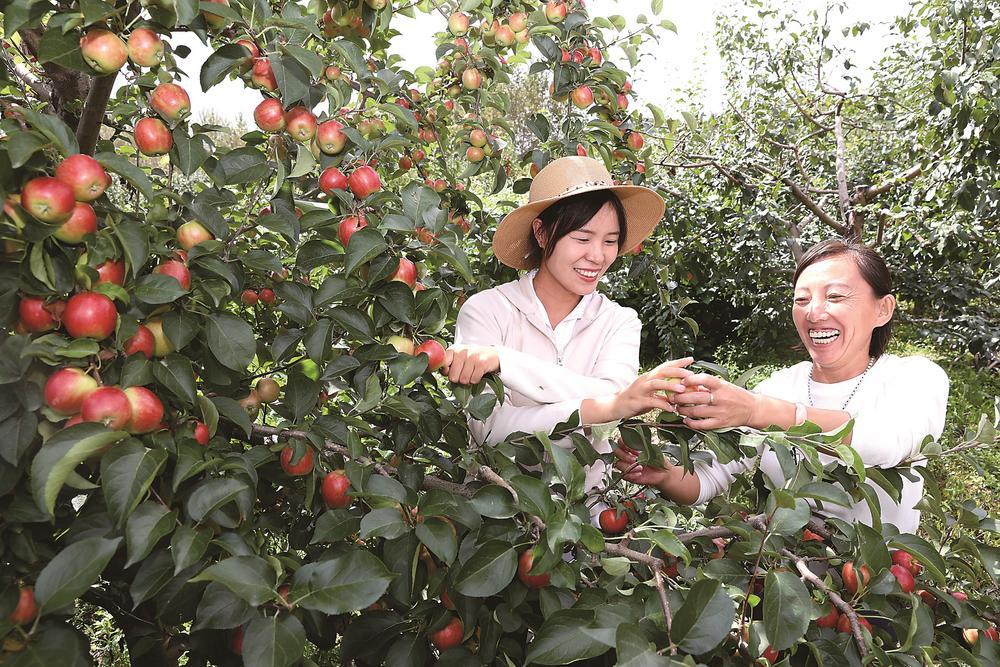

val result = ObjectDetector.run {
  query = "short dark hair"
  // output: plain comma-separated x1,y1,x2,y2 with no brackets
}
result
525,190,627,268
793,239,894,358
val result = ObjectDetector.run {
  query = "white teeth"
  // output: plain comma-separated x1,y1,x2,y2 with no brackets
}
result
809,329,840,345
574,268,598,278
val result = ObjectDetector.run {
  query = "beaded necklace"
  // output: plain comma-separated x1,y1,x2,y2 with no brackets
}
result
807,356,875,410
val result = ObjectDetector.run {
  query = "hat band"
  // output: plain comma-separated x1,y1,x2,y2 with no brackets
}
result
533,179,612,202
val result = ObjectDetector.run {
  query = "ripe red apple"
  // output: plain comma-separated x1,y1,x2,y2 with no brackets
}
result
176,221,213,250
255,378,280,403
916,589,937,608
599,507,628,534
241,289,258,305
95,259,125,286
890,550,923,576
466,146,485,162
280,445,314,476
316,119,348,154
762,646,779,664
462,67,483,89
193,421,210,445
253,98,285,133
517,550,550,589
509,12,528,31
841,562,871,596
64,292,118,340
837,612,872,634
201,0,230,29
251,58,278,91
338,215,367,247
19,295,59,333
815,603,840,629
127,28,164,68
890,564,916,593
429,616,463,650
258,288,276,305
802,528,824,542
284,106,317,143
8,587,37,625
81,386,132,430
617,93,630,110
951,591,969,602
321,470,353,508
627,132,644,150
124,324,155,358
323,65,341,81
319,167,348,195
348,166,382,199
149,83,191,122
135,117,173,156
447,12,469,35
21,176,76,223
414,340,446,371
80,29,127,74
391,257,417,287
45,367,99,415
545,1,567,23
146,317,173,356
571,85,594,109
588,47,603,64
153,259,191,290
55,154,111,202
123,386,164,434
495,25,516,47
964,628,981,647
386,335,415,355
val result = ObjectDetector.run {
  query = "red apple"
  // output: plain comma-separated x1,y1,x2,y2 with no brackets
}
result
280,445,314,476
51,202,96,245
517,549,550,589
319,167,348,195
429,616,463,650
617,93,629,110
890,564,916,593
95,259,125,286
124,324,155,358
545,1,567,23
64,292,118,340
55,154,111,202
461,67,482,89
153,259,191,290
255,378,280,403
762,646,779,664
80,29,127,74
466,146,485,162
251,58,278,91
571,85,594,109
951,591,969,602
837,612,872,634
146,317,173,356
193,421,210,445
815,603,840,629
599,507,628,534
509,12,528,31
8,587,37,626
348,166,382,199
627,132,644,150
321,470,353,508
176,221,213,250
495,25,516,47
135,117,173,156
468,129,487,147
890,550,923,577
127,28,164,68
588,47,603,64
21,176,76,223
802,528,824,542
81,386,132,430
149,83,191,122
253,98,285,133
241,289,258,305
916,589,938,608
323,65,341,81
19,295,59,333
316,120,348,154
414,340,446,371
338,215,367,246
44,367,99,415
841,562,871,596
123,386,164,434
258,288,276,305
447,12,469,36
284,106,317,143
391,257,417,287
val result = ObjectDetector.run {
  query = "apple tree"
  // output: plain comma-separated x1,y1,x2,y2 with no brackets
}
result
2,0,1000,665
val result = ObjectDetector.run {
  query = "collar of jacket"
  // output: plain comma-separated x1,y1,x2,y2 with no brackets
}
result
495,272,608,341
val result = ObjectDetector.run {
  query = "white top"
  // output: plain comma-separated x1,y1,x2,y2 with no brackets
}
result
692,354,949,534
524,268,595,353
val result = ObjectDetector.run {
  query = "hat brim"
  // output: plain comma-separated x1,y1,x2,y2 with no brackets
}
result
492,183,666,270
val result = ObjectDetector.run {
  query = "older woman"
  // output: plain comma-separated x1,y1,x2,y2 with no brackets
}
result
616,240,949,533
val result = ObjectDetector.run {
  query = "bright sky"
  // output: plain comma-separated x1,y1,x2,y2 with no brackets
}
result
175,0,913,125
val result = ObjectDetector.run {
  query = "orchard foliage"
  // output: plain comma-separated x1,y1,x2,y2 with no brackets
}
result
1,0,1000,665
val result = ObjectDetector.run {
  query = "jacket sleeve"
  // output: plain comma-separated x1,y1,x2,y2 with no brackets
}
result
496,309,641,403
849,357,949,467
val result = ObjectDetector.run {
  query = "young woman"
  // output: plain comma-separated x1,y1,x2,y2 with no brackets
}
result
615,240,949,533
445,156,692,494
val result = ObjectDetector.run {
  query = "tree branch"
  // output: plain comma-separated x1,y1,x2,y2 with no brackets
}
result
781,177,849,236
852,164,924,205
833,107,853,232
77,74,116,155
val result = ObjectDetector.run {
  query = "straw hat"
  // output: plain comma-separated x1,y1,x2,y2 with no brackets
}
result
493,156,665,270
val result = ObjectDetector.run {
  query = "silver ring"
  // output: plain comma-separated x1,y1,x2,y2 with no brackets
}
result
709,392,715,406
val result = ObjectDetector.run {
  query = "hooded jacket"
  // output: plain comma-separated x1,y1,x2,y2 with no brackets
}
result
453,273,641,492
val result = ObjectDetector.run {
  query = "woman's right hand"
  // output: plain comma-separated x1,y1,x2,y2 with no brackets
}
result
443,344,500,385
604,357,695,421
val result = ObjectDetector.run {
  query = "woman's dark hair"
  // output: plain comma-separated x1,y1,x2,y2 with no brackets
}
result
525,189,627,268
793,239,894,358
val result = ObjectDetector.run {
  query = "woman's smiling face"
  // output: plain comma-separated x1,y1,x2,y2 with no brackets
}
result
792,254,895,381
535,201,621,297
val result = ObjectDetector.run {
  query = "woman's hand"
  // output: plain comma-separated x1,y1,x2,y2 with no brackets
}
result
613,444,671,489
670,373,760,430
443,344,500,385
590,357,694,423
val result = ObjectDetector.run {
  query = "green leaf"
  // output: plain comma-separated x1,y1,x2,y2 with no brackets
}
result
152,354,197,404
509,475,556,520
310,509,361,544
19,108,80,156
649,530,691,564
539,433,585,502
857,523,891,573
101,440,168,527
134,273,188,304
217,147,270,185
204,313,256,370
453,540,517,598
36,28,90,72
5,623,92,666
113,221,150,279
193,581,255,630
190,556,276,606
797,481,853,508
211,396,254,438
201,43,250,91
281,43,324,78
671,579,735,654
30,423,128,516
129,549,174,608
887,534,947,586
415,518,458,565
359,506,408,540
34,537,121,614
186,477,249,523
6,132,46,168
271,53,310,105
171,525,211,574
616,624,672,666
242,614,306,667
94,153,155,199
469,485,516,519
526,609,609,665
125,501,177,567
762,570,811,650
344,226,388,276
290,549,394,614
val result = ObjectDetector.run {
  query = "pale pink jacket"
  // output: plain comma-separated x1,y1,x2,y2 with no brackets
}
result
453,274,641,491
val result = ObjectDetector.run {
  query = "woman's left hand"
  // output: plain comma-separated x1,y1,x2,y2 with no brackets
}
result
670,373,760,430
